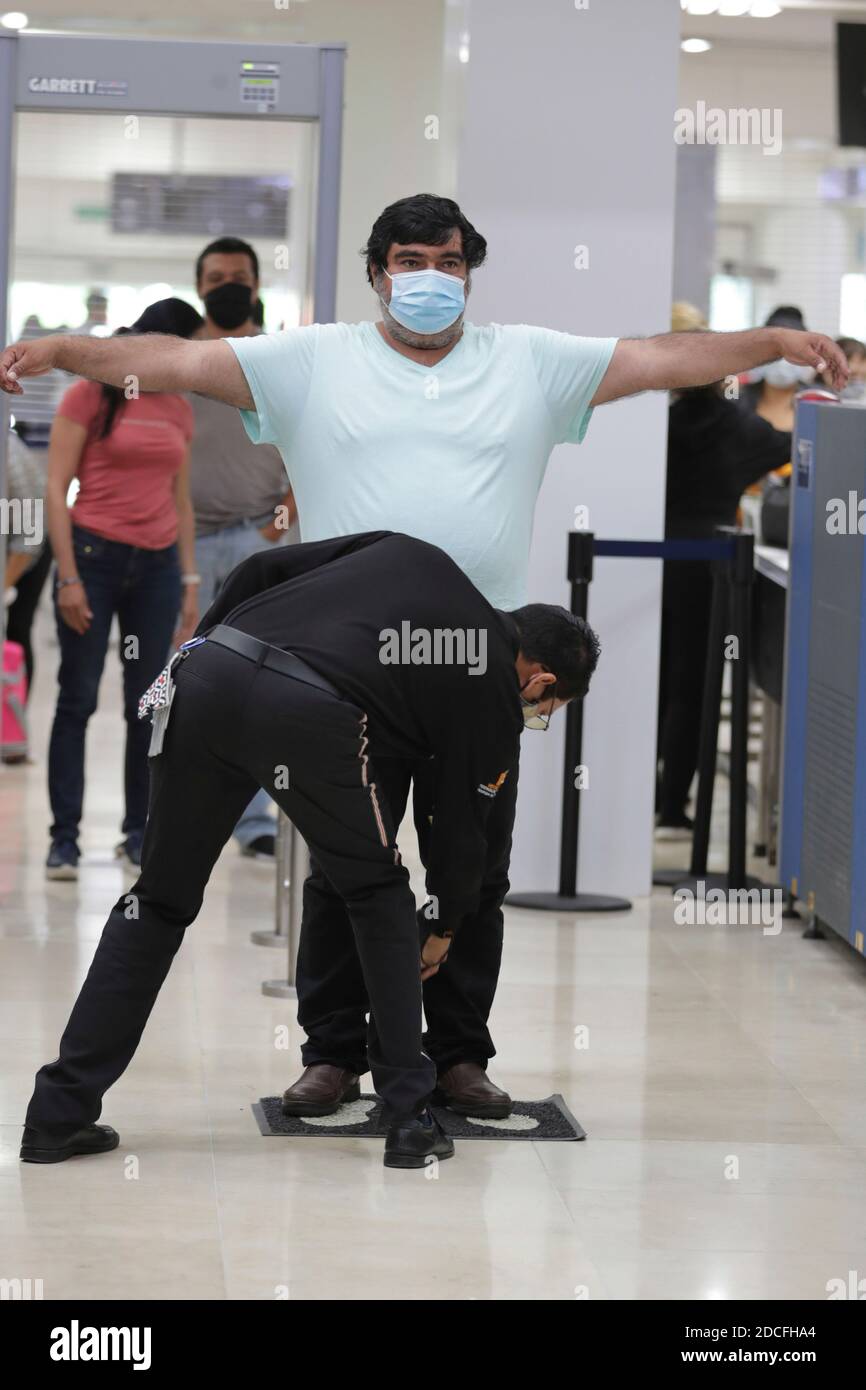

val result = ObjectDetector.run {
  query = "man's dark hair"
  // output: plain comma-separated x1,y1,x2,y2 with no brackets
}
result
508,603,601,702
361,194,487,287
195,236,259,286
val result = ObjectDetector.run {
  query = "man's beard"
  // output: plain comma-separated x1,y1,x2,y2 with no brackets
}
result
375,274,467,350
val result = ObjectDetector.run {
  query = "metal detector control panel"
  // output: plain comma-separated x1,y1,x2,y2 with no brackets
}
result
240,61,280,112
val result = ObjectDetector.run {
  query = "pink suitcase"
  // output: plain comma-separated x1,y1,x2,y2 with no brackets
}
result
1,639,28,757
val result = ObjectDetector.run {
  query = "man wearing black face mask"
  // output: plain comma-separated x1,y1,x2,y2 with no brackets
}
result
188,237,298,858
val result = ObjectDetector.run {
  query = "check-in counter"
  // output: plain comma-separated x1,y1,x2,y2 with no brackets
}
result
779,399,866,955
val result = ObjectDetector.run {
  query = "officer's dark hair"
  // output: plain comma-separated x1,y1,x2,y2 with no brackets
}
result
361,194,488,288
195,236,259,287
508,604,601,702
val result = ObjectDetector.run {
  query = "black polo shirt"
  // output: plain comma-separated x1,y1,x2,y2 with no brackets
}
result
666,390,791,538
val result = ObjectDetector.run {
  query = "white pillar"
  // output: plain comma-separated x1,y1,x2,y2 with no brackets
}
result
456,0,680,898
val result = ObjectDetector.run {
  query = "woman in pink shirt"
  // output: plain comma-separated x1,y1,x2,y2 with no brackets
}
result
45,302,201,879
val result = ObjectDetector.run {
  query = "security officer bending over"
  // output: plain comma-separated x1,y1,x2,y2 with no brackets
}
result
21,531,600,1169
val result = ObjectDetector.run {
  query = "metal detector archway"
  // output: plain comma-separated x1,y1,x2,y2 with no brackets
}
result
0,30,345,627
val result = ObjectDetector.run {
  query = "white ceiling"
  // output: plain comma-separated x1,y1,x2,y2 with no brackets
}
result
6,0,314,39
8,0,865,41
4,1,865,56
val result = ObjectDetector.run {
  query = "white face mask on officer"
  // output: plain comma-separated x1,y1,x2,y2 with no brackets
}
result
518,676,558,731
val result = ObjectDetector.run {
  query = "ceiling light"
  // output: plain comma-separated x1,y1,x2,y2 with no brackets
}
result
682,2,720,15
682,38,713,54
749,1,782,16
0,11,28,28
719,0,751,13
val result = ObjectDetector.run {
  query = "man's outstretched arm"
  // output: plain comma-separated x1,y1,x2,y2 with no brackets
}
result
0,333,253,408
591,326,849,405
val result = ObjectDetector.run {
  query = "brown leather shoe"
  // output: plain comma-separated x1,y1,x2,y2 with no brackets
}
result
434,1063,512,1118
281,1064,361,1117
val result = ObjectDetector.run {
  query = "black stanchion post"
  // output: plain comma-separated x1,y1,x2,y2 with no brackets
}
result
506,531,632,914
558,530,592,898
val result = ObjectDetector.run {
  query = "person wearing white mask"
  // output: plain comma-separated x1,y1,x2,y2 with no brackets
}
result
740,306,815,432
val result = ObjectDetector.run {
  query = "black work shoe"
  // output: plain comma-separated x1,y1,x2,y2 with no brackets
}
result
20,1123,120,1164
383,1108,455,1170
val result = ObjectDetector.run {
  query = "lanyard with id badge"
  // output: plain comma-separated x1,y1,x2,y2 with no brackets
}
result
137,636,207,756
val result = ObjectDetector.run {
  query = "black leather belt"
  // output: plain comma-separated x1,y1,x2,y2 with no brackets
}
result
205,624,341,700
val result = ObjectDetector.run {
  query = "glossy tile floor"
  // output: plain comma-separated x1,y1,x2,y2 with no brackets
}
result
2,616,866,1300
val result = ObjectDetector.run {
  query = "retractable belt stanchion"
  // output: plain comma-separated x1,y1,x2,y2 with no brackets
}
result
508,529,767,913
507,531,632,913
262,813,310,999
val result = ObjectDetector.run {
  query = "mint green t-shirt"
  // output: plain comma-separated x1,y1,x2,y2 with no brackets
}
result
227,321,617,610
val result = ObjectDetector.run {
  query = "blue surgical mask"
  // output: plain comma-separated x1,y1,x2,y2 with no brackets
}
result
383,268,465,334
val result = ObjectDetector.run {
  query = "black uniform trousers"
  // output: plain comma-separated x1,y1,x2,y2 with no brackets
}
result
25,638,436,1133
297,749,520,1078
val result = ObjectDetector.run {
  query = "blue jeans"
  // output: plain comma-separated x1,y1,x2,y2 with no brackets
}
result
48,525,181,846
195,518,284,847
